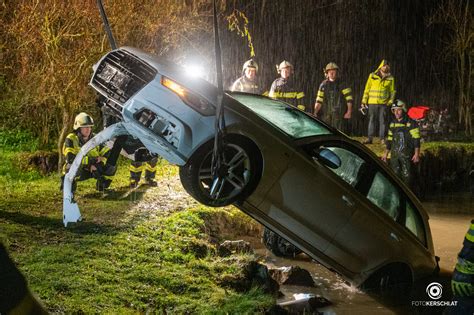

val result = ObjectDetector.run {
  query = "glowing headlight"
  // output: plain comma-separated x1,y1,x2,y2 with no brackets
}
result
161,77,186,97
161,76,215,116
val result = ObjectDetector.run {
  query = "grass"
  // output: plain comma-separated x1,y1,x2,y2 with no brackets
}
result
0,143,274,313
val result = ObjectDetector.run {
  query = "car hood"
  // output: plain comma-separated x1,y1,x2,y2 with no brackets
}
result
120,47,219,106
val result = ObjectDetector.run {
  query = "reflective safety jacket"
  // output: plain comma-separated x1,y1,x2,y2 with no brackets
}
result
452,220,474,298
386,116,420,155
62,131,110,174
269,77,305,109
230,76,260,94
315,79,353,113
362,60,396,105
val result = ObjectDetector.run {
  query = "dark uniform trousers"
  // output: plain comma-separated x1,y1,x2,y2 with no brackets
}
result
130,157,158,185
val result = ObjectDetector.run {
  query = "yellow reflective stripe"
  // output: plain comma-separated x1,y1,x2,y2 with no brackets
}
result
297,105,305,111
103,175,114,181
456,258,474,274
272,91,305,99
392,123,407,128
410,128,420,139
316,90,324,103
262,91,269,96
99,146,110,156
466,224,474,243
63,147,79,155
342,88,352,95
387,135,393,140
81,156,89,165
388,130,393,136
345,95,353,101
145,164,157,172
129,164,143,172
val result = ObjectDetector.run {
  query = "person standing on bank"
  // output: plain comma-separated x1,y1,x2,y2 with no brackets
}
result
230,59,260,94
269,60,306,110
382,100,420,188
313,62,353,131
361,59,396,144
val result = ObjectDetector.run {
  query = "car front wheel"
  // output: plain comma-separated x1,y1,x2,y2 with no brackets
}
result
179,136,262,207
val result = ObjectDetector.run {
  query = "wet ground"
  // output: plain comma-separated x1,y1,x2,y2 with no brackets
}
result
246,193,473,314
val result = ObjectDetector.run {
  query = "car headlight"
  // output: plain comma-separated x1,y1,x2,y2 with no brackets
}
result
161,76,215,116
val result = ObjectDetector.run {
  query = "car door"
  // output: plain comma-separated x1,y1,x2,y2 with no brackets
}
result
259,138,367,255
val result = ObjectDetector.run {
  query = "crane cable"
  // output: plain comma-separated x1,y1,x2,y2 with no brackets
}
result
210,0,227,199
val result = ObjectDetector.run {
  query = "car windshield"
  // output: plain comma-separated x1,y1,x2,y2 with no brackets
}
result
230,93,332,139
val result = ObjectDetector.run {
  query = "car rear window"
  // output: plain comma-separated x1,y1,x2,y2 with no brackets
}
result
230,93,332,139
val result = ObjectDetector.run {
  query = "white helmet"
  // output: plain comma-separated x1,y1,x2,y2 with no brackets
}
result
276,60,293,73
242,59,258,73
73,112,94,130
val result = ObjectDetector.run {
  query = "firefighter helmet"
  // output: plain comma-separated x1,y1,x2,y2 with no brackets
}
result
242,59,258,73
73,112,94,130
324,62,339,72
391,100,407,112
276,60,293,73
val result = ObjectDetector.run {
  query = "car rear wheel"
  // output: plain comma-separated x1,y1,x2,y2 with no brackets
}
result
262,228,302,257
179,136,262,207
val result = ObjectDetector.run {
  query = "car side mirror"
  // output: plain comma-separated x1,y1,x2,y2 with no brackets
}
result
315,148,341,169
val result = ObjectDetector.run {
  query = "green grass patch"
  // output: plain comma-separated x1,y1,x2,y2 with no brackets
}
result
0,149,275,313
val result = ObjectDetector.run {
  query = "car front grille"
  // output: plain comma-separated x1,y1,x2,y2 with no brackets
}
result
91,50,157,113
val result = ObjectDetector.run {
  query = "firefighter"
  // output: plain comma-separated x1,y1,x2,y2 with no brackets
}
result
313,62,353,131
230,59,260,94
129,157,159,188
361,60,396,144
382,100,420,187
61,112,113,192
269,60,305,110
448,220,474,314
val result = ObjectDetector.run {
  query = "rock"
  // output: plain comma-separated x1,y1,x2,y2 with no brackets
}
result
219,260,280,295
278,293,331,314
218,240,253,257
269,266,315,287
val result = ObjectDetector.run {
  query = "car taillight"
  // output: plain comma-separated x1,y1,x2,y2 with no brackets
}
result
161,76,215,116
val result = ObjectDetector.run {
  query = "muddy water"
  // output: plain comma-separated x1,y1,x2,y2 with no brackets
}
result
250,193,473,314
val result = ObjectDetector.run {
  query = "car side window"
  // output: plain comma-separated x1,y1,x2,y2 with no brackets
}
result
366,172,400,220
323,147,366,188
405,201,427,245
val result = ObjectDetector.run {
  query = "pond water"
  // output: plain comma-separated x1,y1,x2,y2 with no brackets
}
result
251,193,473,314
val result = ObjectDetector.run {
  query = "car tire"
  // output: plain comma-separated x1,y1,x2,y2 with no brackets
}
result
179,135,262,207
361,264,412,301
262,227,302,257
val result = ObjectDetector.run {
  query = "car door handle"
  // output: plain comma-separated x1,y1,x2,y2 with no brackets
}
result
390,232,400,242
342,195,355,207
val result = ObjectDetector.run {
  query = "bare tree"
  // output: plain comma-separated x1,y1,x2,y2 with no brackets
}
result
427,0,473,135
